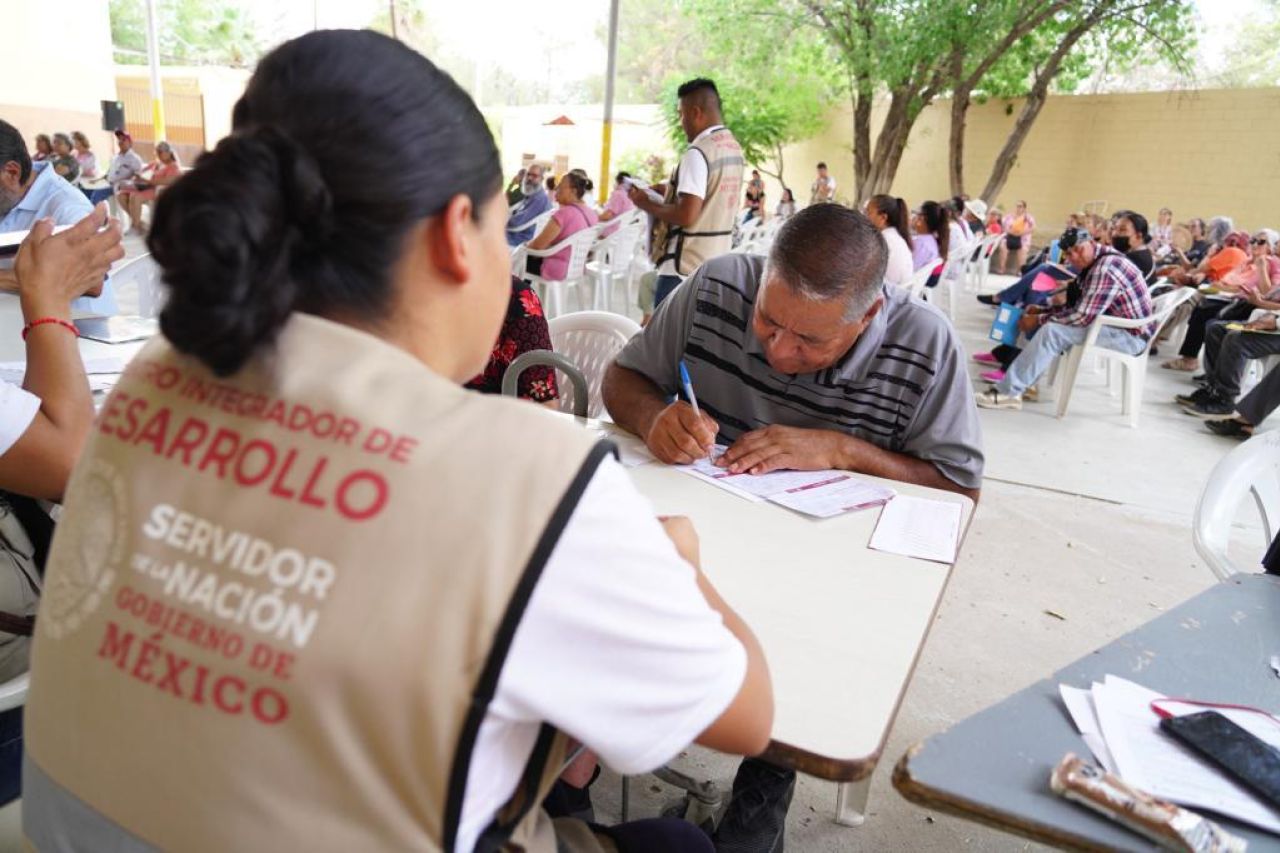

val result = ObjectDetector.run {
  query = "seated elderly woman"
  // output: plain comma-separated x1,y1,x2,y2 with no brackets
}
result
116,140,182,234
31,134,52,163
70,131,97,180
1162,229,1280,372
525,169,599,279
47,133,79,183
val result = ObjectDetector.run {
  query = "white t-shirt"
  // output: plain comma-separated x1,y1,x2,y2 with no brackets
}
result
880,227,915,288
457,457,747,852
657,126,720,276
0,381,40,456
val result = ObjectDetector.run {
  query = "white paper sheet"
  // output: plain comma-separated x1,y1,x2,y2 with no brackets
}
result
867,494,962,563
1059,683,1119,774
677,446,875,507
768,476,895,519
0,356,125,386
1092,675,1280,834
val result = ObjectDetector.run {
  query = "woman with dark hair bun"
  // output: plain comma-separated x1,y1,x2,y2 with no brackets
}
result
25,29,769,853
526,168,600,279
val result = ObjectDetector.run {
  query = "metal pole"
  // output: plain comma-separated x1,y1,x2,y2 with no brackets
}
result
144,0,166,142
598,0,620,203
389,0,398,38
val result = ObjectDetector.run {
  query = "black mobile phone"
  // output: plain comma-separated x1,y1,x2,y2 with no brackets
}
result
1160,710,1280,810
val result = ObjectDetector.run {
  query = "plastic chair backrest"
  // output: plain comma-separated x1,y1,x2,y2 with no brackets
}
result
562,227,601,281
111,254,164,318
1138,287,1197,356
509,244,527,278
906,264,934,300
548,311,641,418
0,672,28,714
1193,430,1280,580
501,350,589,417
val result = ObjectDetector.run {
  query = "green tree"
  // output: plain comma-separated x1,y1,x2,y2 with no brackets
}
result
970,0,1196,202
110,0,262,67
1213,0,1280,87
656,1,837,190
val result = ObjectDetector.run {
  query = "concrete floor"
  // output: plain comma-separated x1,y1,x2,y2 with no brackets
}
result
583,272,1274,851
4,250,1269,851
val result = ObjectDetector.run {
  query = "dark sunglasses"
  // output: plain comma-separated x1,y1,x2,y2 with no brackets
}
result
1251,238,1271,246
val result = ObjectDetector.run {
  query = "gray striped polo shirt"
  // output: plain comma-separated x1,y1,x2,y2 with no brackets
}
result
614,253,984,490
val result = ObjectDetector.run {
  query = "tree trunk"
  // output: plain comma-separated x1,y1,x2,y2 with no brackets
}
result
852,87,872,202
945,1,1071,199
980,17,1097,203
948,88,971,198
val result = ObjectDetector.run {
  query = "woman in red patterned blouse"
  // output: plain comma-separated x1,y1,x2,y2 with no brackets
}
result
466,275,560,404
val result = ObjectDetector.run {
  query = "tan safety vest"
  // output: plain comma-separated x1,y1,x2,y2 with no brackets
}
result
25,314,616,852
651,126,745,276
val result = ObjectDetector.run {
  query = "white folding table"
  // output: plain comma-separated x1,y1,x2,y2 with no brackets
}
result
586,420,975,825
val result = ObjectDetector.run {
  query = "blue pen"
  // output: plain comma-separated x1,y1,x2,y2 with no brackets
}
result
679,360,700,417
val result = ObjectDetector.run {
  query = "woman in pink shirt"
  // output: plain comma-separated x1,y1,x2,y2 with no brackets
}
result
526,170,599,280
597,171,636,237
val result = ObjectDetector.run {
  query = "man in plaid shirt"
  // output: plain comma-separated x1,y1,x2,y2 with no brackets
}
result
978,227,1153,410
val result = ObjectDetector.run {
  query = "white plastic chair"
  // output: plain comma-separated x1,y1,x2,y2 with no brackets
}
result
507,209,554,245
1193,430,1280,580
1049,287,1196,427
585,221,644,312
509,244,527,279
524,225,601,318
965,233,1004,295
110,253,164,318
0,673,27,714
905,263,936,301
547,311,641,418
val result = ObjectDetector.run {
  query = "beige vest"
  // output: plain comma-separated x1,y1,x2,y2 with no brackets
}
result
25,314,614,852
651,126,745,275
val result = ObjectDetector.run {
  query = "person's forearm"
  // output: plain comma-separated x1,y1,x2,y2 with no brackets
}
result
20,299,94,491
692,565,773,754
834,432,980,502
602,363,669,441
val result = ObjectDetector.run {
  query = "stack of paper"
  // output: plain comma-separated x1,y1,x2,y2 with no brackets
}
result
1060,675,1280,834
677,445,894,518
0,356,125,389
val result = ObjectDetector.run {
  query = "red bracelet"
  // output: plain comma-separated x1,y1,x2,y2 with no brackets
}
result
21,317,79,341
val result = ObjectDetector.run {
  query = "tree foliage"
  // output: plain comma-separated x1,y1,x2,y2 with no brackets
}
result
655,0,838,189
109,0,262,67
1212,0,1280,87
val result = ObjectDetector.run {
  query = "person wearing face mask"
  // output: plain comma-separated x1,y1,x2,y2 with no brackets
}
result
506,161,552,247
1109,210,1154,279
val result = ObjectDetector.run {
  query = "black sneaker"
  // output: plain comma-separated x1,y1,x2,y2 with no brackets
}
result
1174,387,1212,406
976,294,999,306
1206,418,1254,438
1191,373,1207,382
713,759,795,853
1180,393,1236,419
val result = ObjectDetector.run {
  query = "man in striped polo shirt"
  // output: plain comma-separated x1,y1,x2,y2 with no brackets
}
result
603,203,982,850
604,204,983,500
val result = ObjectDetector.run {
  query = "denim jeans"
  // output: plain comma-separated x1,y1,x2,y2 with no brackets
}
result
997,322,1147,397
